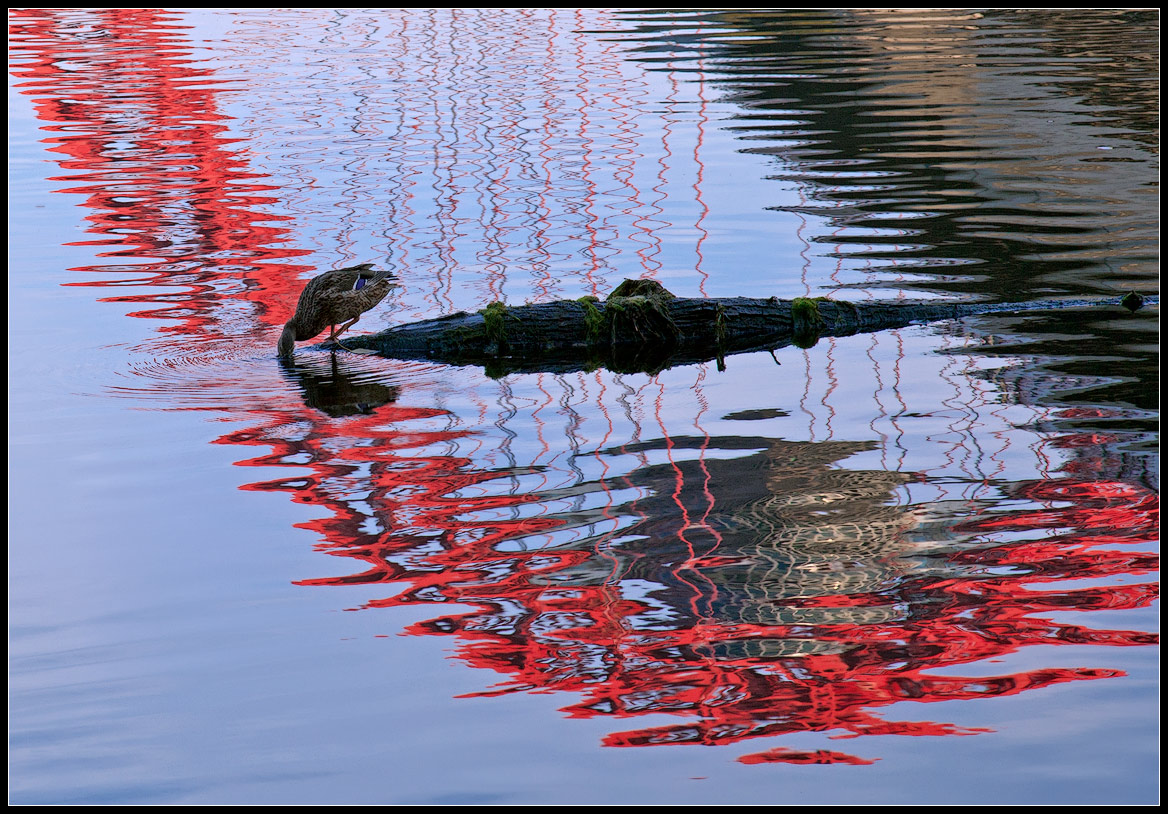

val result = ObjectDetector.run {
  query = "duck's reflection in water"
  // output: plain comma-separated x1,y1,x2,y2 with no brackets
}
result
279,353,401,418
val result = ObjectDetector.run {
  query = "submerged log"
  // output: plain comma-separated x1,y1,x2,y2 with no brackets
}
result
339,279,1150,376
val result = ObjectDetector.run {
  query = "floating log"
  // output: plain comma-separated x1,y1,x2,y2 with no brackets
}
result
338,279,1150,376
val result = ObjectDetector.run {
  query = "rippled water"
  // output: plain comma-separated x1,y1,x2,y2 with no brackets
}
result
9,9,1158,804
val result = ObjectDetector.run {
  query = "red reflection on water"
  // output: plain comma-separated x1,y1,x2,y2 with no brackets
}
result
221,371,564,590
11,8,1157,770
10,8,308,341
739,748,876,766
292,432,1156,765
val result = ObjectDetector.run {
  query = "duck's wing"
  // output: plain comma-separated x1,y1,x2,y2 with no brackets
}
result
316,271,396,318
297,263,394,310
317,263,393,292
299,264,369,296
352,267,396,291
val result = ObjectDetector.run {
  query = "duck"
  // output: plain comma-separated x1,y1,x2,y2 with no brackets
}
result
278,263,398,357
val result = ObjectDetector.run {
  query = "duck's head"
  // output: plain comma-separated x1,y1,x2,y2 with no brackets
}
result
278,323,297,358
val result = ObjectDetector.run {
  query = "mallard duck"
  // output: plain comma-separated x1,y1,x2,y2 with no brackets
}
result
278,263,398,357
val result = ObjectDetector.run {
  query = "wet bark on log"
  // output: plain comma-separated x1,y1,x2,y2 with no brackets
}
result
337,280,1148,376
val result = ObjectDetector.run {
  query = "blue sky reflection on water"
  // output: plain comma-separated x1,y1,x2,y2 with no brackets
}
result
9,8,1157,804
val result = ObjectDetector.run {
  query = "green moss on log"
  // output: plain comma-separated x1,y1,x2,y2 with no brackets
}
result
1120,291,1145,312
609,278,676,300
605,279,681,346
481,301,513,350
790,297,825,348
790,297,824,327
577,296,604,344
714,302,728,347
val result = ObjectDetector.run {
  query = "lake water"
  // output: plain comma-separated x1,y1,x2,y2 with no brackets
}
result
8,9,1158,804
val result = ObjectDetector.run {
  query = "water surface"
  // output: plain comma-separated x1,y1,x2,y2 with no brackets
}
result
9,9,1158,804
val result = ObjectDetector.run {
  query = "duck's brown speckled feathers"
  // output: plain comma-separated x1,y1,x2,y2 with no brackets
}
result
278,263,398,357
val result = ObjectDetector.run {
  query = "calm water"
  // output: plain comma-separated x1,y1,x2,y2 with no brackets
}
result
9,9,1158,804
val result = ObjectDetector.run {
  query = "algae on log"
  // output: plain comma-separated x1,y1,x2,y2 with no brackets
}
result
339,279,1150,376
